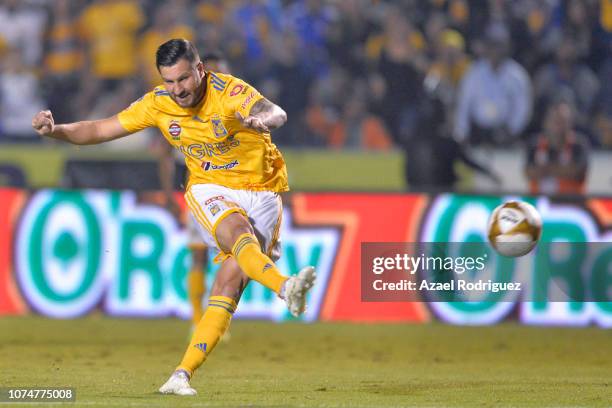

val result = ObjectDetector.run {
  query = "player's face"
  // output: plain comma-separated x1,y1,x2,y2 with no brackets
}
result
159,58,205,108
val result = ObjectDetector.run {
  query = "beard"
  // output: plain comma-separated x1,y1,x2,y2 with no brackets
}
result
171,83,204,108
171,91,194,108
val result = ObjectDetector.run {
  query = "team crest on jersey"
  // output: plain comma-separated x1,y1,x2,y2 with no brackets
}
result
168,120,182,140
211,114,228,139
208,203,221,216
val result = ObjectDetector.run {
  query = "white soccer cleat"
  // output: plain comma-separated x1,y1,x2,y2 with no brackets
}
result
284,266,316,317
158,370,197,396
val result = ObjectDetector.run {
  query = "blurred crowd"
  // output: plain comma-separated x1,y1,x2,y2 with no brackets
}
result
0,0,610,157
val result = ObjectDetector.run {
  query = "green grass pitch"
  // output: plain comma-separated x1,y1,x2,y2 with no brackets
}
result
0,316,610,407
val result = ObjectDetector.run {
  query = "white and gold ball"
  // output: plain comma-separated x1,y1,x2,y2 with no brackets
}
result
487,201,542,257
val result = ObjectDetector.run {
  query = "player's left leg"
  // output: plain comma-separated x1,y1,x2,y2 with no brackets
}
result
178,256,246,377
159,257,247,395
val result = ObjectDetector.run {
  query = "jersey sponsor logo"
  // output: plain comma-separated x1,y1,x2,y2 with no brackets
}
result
168,120,182,140
178,137,240,159
204,196,225,205
202,160,239,171
241,91,258,110
211,114,228,139
230,84,244,96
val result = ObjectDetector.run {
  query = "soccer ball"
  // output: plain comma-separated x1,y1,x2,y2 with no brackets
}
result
487,201,542,257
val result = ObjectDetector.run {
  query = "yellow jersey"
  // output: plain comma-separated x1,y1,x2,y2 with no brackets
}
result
117,72,289,192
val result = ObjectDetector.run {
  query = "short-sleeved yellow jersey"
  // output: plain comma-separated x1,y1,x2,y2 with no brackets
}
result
117,72,289,192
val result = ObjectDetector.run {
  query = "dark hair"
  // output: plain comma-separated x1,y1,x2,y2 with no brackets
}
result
156,39,199,70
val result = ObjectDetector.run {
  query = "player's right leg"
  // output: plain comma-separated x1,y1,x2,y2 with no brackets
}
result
185,186,316,317
214,212,316,317
159,257,247,395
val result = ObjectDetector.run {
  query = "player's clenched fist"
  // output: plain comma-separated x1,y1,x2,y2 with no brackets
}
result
235,111,270,133
32,110,55,136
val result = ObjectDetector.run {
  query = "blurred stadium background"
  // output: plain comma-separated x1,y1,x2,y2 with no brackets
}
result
0,0,611,406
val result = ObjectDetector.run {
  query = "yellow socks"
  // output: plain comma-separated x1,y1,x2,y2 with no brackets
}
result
187,269,205,325
231,233,287,294
177,296,236,376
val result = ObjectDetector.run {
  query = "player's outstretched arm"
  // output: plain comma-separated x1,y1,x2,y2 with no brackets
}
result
235,98,287,133
32,110,131,145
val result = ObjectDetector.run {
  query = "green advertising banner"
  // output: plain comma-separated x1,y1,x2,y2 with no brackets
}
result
2,189,611,327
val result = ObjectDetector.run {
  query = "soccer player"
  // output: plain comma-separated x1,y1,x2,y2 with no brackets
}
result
157,52,232,328
31,39,316,396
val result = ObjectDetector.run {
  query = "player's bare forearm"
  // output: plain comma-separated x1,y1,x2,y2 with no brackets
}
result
49,121,105,145
32,111,130,145
236,98,287,133
249,98,287,130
